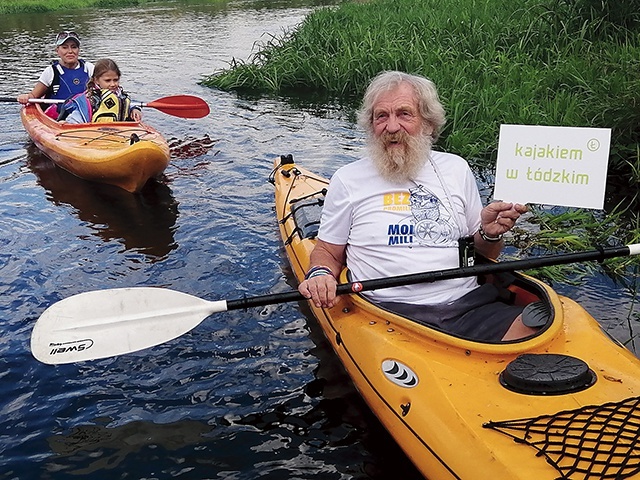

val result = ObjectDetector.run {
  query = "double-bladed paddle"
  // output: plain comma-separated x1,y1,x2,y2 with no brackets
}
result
30,244,640,365
0,94,210,119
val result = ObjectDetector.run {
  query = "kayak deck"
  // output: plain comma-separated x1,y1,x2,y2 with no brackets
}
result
21,103,170,193
271,154,640,480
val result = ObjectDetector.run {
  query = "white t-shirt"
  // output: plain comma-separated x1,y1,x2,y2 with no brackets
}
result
37,60,95,87
318,151,483,305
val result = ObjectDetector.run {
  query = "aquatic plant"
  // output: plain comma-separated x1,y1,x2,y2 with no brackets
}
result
204,0,640,291
204,0,638,181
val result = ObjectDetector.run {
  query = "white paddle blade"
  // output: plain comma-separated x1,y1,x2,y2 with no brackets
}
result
30,287,228,364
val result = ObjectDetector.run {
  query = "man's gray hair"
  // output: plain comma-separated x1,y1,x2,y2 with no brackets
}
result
357,71,446,141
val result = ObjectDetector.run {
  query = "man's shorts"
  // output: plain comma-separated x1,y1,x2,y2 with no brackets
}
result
375,283,524,342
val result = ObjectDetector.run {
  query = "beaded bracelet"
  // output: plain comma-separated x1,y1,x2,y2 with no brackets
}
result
478,224,503,242
305,265,333,280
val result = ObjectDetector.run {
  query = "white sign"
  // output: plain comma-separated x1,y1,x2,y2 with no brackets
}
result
493,124,611,209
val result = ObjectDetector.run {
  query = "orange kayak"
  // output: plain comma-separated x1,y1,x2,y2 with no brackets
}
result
272,154,640,480
21,103,170,193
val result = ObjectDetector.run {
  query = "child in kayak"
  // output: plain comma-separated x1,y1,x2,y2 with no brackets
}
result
17,30,95,119
57,58,142,124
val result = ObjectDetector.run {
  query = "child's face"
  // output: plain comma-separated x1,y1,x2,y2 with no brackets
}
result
95,70,121,91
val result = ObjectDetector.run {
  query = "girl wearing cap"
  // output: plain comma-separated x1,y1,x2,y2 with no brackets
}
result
17,31,95,118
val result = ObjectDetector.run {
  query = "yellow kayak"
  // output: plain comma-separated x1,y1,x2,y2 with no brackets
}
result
21,103,170,193
271,154,640,480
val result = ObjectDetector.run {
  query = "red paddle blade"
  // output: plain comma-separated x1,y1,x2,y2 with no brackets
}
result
144,95,210,119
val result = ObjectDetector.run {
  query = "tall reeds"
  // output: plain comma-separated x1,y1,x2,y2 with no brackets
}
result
204,0,640,289
204,0,638,180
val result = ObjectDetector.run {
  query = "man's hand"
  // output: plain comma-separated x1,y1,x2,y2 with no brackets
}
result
298,272,338,308
298,240,346,308
480,201,528,238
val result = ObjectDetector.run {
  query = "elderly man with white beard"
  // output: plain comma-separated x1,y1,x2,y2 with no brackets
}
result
298,71,534,342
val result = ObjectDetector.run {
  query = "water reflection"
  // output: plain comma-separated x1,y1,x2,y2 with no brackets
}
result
47,420,215,475
45,379,421,479
26,144,179,260
168,134,219,160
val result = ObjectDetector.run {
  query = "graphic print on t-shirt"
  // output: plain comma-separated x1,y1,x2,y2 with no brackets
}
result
385,185,456,247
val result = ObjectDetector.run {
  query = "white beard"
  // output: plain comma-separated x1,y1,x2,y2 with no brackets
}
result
368,130,433,184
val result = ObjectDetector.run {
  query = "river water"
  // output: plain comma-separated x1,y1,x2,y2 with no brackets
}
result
0,1,637,479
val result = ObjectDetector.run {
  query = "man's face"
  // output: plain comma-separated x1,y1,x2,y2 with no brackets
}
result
367,82,434,183
372,83,432,147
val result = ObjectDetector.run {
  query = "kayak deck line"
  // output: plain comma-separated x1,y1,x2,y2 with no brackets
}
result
272,154,640,480
55,126,159,145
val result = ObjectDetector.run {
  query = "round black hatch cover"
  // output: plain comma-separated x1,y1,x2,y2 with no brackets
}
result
499,353,596,395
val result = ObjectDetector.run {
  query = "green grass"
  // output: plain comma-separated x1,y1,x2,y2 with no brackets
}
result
203,0,640,287
0,0,161,14
508,204,640,284
204,0,639,179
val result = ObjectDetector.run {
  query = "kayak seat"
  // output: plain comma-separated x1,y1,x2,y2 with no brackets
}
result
480,270,554,329
521,301,552,328
478,271,517,304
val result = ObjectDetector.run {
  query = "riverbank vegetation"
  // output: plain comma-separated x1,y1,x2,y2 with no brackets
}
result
0,0,145,14
205,0,640,280
205,0,637,174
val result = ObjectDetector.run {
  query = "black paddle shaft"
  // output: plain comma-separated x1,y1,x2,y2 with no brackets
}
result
225,245,631,312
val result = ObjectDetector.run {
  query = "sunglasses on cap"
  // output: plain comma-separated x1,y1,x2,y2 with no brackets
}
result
55,31,80,46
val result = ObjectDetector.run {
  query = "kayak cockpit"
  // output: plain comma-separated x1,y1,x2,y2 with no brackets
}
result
282,179,559,346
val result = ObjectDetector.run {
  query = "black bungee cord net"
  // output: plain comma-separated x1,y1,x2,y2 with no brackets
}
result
483,395,640,479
